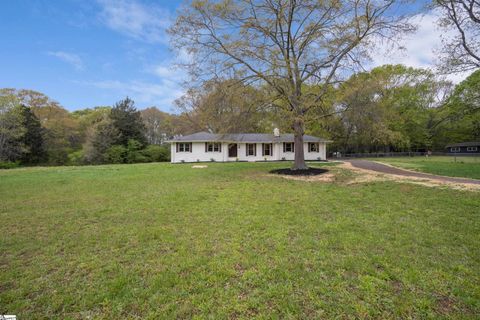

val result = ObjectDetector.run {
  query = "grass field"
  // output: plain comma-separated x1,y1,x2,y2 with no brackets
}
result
371,156,480,180
1,162,480,319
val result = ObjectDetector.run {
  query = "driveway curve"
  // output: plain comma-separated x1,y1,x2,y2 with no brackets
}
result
345,159,480,185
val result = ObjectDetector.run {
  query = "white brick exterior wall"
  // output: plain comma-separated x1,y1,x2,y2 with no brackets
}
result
171,142,327,163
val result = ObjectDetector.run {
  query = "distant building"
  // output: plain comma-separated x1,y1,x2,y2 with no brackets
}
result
445,142,480,154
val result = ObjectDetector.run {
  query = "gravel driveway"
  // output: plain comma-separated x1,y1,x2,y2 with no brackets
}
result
345,160,480,185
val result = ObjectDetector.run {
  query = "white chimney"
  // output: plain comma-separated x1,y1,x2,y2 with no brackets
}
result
273,128,280,137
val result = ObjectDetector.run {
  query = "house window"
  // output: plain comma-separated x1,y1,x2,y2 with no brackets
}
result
308,142,319,152
451,147,461,152
177,142,191,152
205,142,221,152
246,143,256,156
283,142,294,153
262,143,273,156
467,146,478,152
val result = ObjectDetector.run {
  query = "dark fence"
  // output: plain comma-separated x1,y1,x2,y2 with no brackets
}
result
330,152,480,159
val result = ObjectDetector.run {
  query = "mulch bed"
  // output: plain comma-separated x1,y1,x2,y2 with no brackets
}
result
270,167,329,176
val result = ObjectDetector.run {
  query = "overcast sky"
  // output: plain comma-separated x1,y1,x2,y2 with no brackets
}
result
0,0,470,112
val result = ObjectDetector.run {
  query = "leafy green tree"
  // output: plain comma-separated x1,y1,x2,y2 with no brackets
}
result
72,106,112,144
83,115,119,164
326,65,450,153
110,98,147,146
141,107,174,144
1,88,81,165
431,70,480,148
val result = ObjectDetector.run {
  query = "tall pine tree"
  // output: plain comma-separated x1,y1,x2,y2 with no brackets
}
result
20,105,46,164
110,97,147,146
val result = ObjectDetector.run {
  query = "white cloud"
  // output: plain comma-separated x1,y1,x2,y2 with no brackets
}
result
47,51,84,70
146,47,193,84
152,65,177,78
132,52,189,107
148,60,188,81
97,0,171,43
82,79,184,110
369,12,471,83
78,47,191,110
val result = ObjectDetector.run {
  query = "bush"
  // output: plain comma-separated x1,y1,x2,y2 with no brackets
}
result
126,139,148,163
143,144,170,162
106,145,127,164
0,161,20,169
68,150,85,165
47,149,69,166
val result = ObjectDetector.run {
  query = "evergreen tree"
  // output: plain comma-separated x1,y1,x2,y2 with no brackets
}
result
20,105,46,164
110,97,147,146
0,95,26,162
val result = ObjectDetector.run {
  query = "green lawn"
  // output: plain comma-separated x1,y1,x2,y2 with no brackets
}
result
1,162,479,319
371,156,480,180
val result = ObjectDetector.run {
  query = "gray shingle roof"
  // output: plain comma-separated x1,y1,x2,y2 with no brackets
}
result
445,141,480,148
168,132,330,143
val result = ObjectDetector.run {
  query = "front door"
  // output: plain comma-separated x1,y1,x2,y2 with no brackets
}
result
228,143,237,157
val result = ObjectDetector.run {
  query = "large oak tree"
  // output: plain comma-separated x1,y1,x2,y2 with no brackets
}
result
170,0,413,169
175,79,272,134
435,0,480,73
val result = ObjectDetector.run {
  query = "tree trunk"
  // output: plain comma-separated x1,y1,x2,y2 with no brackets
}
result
292,117,308,170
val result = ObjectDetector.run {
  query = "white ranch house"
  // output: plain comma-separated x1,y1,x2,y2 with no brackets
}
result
168,129,330,163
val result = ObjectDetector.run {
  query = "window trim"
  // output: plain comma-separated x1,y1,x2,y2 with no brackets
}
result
262,143,273,156
451,147,461,152
246,143,256,156
467,146,478,152
176,142,192,153
283,142,294,153
308,142,319,153
205,142,221,153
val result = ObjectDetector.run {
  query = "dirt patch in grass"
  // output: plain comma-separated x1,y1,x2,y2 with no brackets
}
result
270,167,329,176
340,162,480,191
269,167,335,182
436,295,456,315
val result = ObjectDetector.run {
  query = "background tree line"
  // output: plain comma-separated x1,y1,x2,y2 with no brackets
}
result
0,64,479,167
0,90,176,167
175,64,480,155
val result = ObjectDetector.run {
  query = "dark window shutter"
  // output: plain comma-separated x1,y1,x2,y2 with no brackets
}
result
270,143,273,156
254,144,257,156
246,144,248,156
190,143,192,152
292,143,295,153
176,143,179,153
219,143,222,152
205,142,207,152
283,143,285,153
262,144,265,156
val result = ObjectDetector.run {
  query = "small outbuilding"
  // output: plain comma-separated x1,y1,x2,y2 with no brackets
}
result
445,141,480,154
